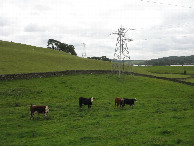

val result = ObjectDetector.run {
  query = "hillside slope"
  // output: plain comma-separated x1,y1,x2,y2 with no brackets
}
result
0,41,112,74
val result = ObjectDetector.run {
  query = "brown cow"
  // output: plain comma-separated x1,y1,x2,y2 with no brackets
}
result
115,97,124,108
30,105,49,120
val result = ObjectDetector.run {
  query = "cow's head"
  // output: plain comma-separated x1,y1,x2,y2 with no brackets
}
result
45,106,49,113
134,98,137,102
91,97,94,102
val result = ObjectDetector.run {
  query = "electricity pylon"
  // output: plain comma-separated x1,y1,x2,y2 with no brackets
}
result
82,43,86,58
111,26,134,78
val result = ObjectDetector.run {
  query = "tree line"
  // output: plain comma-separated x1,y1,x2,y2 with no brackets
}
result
116,56,194,66
87,56,111,62
47,39,77,56
144,55,194,66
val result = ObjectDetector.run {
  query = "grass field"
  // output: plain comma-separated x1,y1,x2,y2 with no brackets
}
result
138,66,194,83
185,78,194,83
140,66,194,75
0,74,194,145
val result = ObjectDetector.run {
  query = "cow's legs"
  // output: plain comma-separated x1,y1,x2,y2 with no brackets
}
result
122,104,124,109
122,103,125,108
79,99,82,108
79,103,82,108
120,104,123,108
30,112,34,120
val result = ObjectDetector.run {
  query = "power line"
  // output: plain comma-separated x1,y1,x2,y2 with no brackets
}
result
140,0,192,9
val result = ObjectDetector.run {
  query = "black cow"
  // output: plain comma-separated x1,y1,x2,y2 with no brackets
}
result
79,97,94,109
123,98,137,108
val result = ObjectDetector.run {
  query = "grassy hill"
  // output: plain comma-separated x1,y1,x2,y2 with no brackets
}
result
0,41,112,74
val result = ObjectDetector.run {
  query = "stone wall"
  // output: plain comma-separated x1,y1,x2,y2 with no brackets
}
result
0,70,193,86
0,70,113,80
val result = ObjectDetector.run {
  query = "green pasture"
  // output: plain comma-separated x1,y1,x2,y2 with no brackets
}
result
0,74,194,145
138,66,194,83
140,66,194,75
185,78,194,83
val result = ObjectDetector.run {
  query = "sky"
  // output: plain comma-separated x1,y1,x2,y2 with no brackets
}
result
0,0,194,60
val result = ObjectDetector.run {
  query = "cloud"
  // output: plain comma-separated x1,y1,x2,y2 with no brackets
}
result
0,0,194,60
24,24,47,32
0,17,9,27
34,4,51,11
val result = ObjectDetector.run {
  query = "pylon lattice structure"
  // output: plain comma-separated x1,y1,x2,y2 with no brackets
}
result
82,43,86,58
112,26,134,78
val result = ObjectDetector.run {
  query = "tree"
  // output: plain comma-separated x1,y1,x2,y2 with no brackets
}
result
47,39,77,56
47,39,61,50
87,56,111,62
68,45,77,56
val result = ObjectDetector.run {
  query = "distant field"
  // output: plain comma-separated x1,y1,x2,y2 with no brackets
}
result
140,66,194,74
184,78,194,83
0,41,112,74
0,74,194,145
138,66,194,83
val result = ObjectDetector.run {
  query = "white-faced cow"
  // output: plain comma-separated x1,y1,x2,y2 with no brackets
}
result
115,97,124,108
79,97,94,109
123,98,137,109
30,105,49,120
